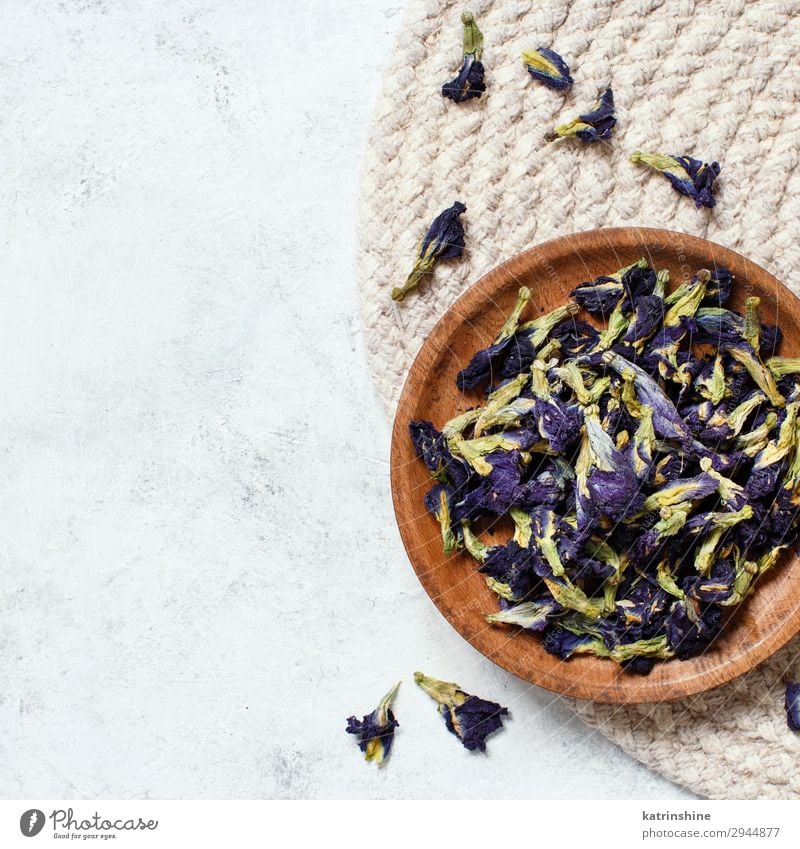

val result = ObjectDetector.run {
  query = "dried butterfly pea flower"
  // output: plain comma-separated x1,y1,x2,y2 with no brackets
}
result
640,472,720,512
745,462,785,502
786,682,800,732
571,258,655,320
702,267,734,307
765,417,800,539
456,286,531,390
543,627,597,658
743,296,762,352
392,201,467,301
683,560,736,603
529,506,571,577
521,46,573,91
571,276,623,314
542,574,606,619
725,343,785,408
424,483,459,555
620,260,660,310
562,545,615,587
690,505,753,576
546,88,616,143
689,391,765,443
737,412,778,457
601,352,703,451
452,449,523,520
530,396,583,454
582,405,646,521
409,419,470,488
550,318,601,357
414,672,508,751
631,506,691,570
456,294,577,390
485,597,562,631
695,307,781,361
628,407,657,479
478,538,545,601
694,355,727,404
762,323,784,358
545,624,674,665
452,429,542,476
551,361,609,406
699,458,748,509
442,12,486,103
630,152,721,209
652,452,688,485
766,357,800,380
473,396,537,434
346,682,401,765
617,580,672,632
752,393,799,471
643,271,709,379
474,373,531,436
665,599,722,659
622,295,665,350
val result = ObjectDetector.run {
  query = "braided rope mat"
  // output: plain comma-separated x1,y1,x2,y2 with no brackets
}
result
357,0,800,798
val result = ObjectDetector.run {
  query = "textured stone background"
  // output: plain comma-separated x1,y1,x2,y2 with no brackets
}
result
0,0,689,798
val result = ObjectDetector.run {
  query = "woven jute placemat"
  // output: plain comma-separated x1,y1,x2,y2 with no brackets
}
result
357,0,800,798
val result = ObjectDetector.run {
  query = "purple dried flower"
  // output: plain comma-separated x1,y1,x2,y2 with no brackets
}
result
665,599,722,659
521,46,573,91
452,450,522,519
546,88,616,143
424,483,459,555
442,13,486,103
346,682,400,765
479,538,544,600
631,152,721,209
571,276,623,314
392,202,466,301
414,672,508,752
702,267,734,307
543,626,595,659
785,682,800,732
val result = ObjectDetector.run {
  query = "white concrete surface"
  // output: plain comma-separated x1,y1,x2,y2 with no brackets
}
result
0,0,694,799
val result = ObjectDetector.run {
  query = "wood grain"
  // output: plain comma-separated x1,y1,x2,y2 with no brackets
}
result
390,227,800,704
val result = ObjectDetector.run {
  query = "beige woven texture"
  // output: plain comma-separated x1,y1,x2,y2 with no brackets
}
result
358,0,800,798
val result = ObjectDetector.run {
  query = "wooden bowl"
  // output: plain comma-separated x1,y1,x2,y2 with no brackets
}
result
390,227,800,704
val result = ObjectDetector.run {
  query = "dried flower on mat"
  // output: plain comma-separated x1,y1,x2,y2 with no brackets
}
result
545,88,616,143
346,682,401,765
521,46,573,92
409,258,799,674
442,12,486,103
392,201,467,301
786,682,800,732
630,152,721,209
414,672,508,751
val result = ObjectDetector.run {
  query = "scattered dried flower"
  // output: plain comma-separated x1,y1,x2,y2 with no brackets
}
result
630,152,721,209
346,682,401,765
442,12,486,103
392,202,467,301
414,672,508,751
546,88,616,143
521,46,573,92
